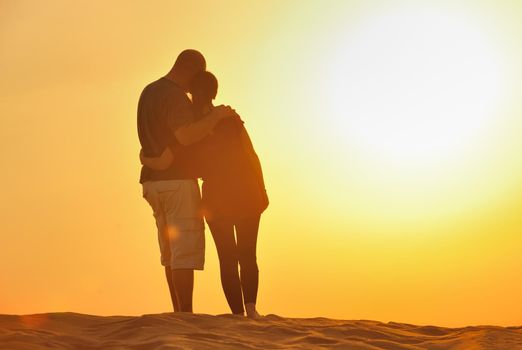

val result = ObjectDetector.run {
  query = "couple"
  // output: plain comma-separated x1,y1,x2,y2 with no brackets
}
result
137,49,268,319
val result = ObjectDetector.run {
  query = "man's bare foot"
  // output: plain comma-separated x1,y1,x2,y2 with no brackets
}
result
245,303,261,319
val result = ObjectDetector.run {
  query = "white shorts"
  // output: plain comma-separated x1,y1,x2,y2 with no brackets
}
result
142,180,205,270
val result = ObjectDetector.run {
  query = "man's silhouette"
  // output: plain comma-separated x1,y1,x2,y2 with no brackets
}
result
137,50,234,312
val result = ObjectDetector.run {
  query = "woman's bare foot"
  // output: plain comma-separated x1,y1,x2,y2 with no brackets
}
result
245,303,261,319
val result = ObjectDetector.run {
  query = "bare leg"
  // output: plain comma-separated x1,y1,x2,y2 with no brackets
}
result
171,269,194,312
208,218,245,315
245,302,261,319
236,216,261,318
165,266,180,312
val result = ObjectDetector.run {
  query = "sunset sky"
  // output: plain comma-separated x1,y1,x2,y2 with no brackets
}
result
1,0,522,327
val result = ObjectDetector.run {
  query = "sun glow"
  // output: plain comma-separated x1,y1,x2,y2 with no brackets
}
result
320,5,508,168
302,4,514,225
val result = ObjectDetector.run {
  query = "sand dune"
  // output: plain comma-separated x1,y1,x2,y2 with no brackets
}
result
1,312,521,349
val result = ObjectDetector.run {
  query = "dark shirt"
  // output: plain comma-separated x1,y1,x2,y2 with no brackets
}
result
137,77,194,183
176,117,268,219
138,94,268,218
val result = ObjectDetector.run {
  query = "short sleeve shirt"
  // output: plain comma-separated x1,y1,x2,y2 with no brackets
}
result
137,77,195,183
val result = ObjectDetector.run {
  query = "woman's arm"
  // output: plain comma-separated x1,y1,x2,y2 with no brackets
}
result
139,147,174,170
239,128,268,207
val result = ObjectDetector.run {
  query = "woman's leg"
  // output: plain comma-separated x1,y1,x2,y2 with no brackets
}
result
207,218,245,315
235,215,261,313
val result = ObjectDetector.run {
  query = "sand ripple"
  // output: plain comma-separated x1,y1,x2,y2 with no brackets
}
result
0,313,521,349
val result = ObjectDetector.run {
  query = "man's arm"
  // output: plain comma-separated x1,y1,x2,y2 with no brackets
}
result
174,105,238,146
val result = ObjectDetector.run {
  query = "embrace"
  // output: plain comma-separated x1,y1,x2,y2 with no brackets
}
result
137,50,268,318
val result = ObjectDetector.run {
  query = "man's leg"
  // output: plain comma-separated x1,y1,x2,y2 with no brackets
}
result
171,269,194,312
163,180,204,313
165,266,180,312
142,183,182,312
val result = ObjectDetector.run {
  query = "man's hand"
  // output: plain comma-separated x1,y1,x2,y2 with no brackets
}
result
213,105,239,121
213,105,243,129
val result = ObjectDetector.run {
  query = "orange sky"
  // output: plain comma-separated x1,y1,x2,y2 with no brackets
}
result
1,0,522,327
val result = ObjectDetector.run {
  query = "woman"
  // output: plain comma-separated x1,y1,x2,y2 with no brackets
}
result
141,71,268,318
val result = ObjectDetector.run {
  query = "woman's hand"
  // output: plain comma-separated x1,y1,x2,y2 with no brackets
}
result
261,189,269,212
140,148,174,170
139,149,146,165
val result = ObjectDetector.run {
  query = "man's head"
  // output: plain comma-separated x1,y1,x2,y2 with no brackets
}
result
169,49,206,91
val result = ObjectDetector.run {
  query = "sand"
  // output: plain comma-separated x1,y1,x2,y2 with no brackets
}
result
1,312,521,349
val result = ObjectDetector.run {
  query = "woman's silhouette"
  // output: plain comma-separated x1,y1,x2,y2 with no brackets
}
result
141,71,268,318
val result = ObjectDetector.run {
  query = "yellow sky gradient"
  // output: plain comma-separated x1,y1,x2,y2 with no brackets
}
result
1,0,522,327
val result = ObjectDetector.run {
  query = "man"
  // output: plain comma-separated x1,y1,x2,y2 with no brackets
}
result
137,49,235,312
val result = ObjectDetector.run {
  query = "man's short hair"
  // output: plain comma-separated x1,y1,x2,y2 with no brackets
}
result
174,49,206,72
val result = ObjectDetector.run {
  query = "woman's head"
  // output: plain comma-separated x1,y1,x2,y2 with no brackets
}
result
189,71,218,107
